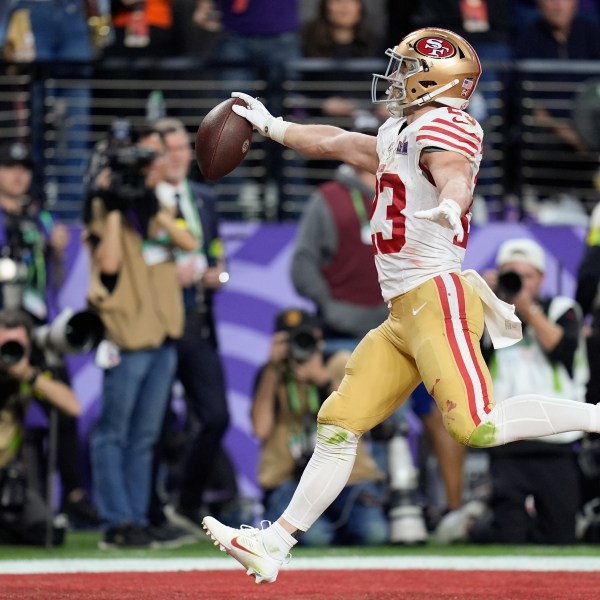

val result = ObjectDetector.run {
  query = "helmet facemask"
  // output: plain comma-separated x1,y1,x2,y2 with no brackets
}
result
371,49,424,117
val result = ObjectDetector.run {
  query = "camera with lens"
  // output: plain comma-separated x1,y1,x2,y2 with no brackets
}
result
0,340,25,367
497,271,522,300
288,326,319,363
0,309,105,369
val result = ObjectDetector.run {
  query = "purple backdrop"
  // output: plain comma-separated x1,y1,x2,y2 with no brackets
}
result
50,222,586,500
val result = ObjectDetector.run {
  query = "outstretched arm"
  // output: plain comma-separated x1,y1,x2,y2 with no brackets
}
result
231,92,379,174
414,150,475,241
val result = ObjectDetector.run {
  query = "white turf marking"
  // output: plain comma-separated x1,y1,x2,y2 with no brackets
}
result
1,556,600,575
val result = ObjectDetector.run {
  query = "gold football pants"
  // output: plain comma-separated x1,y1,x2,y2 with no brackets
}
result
318,272,495,445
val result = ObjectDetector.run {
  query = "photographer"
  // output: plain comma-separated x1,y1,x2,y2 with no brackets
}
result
0,308,80,545
0,140,99,530
84,125,198,549
443,238,587,544
0,141,69,320
252,308,388,546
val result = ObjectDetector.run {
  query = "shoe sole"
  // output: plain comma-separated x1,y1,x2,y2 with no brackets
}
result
201,518,276,584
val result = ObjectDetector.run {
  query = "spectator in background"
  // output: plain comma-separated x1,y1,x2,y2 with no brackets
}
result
409,0,511,60
0,308,80,546
201,0,301,114
0,140,99,530
171,0,223,58
252,308,388,546
83,126,198,549
513,0,600,215
107,0,176,58
149,117,234,536
299,0,379,122
438,239,587,544
300,0,379,59
515,0,600,60
3,0,94,218
185,0,301,213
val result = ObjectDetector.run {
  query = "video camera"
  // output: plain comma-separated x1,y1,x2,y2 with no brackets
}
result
87,119,157,204
0,308,105,368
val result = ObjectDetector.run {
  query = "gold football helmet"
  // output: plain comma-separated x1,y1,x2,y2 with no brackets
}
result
372,28,481,117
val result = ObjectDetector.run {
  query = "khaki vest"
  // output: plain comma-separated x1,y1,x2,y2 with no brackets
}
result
85,200,184,350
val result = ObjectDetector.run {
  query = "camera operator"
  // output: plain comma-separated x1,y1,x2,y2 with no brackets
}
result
442,238,587,544
84,125,198,549
0,308,80,545
252,308,388,546
0,140,99,530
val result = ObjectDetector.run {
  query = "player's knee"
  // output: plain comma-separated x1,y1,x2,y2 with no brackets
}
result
314,423,359,459
465,421,498,448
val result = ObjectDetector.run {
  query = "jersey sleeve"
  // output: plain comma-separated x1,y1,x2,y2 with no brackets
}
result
415,108,483,162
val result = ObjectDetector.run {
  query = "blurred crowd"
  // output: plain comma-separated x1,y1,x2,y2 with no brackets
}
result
1,0,600,220
0,0,599,550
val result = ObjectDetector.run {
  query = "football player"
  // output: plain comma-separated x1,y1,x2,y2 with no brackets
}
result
203,28,600,583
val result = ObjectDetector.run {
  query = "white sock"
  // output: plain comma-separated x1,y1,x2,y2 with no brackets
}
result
280,424,359,531
470,394,600,447
261,522,297,561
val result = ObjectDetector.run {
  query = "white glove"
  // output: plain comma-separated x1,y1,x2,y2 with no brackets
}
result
230,92,290,143
414,198,464,242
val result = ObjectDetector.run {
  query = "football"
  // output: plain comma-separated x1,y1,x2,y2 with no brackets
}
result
195,97,253,181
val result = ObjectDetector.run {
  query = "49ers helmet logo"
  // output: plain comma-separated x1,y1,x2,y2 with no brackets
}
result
414,37,456,58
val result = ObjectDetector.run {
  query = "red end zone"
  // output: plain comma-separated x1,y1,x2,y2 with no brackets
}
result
1,569,599,600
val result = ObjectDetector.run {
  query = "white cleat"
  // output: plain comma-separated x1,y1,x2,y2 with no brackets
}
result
202,516,286,584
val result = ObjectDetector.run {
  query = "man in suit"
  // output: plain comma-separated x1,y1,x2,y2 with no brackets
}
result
152,117,234,534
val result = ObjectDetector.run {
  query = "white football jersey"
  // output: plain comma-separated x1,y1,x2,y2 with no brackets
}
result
371,106,483,302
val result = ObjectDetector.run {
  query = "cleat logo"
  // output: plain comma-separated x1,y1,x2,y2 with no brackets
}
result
231,536,262,557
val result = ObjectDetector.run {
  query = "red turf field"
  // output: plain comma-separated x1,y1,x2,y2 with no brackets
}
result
2,569,599,599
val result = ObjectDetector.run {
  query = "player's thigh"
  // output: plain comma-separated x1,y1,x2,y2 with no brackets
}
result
414,273,494,444
318,326,420,435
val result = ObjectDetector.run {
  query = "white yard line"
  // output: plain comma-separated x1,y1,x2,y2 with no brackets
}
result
1,556,600,574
